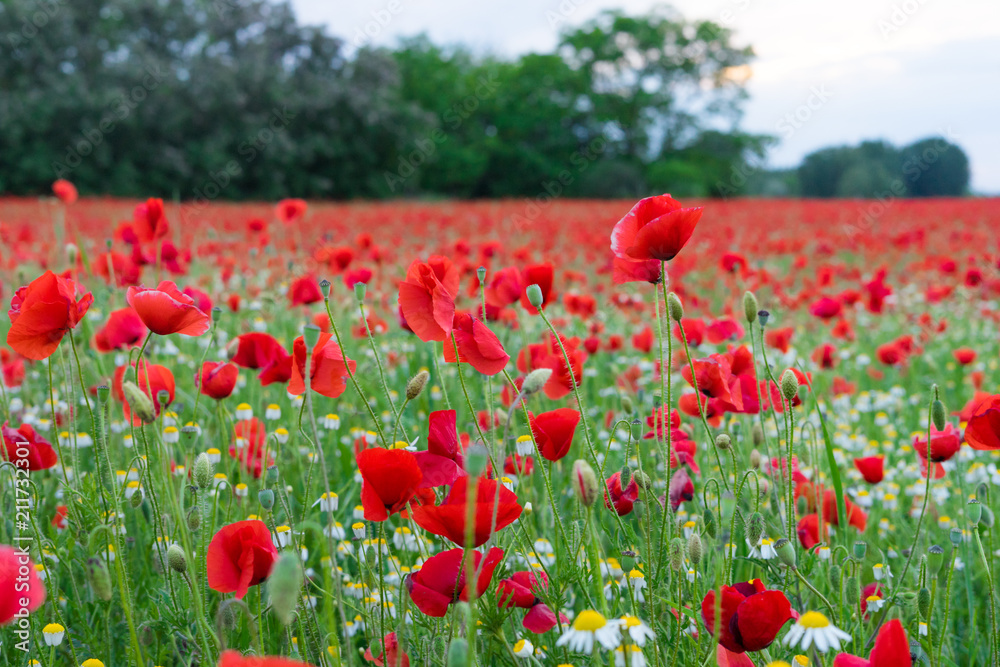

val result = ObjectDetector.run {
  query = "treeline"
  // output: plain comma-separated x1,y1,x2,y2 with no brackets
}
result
0,1,971,200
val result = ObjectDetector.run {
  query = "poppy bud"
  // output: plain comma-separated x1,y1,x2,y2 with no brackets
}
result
477,266,487,285
949,528,962,546
525,284,544,308
629,419,643,442
259,489,275,511
853,541,867,560
621,395,634,414
66,243,78,264
571,460,598,507
521,368,553,396
931,399,946,432
980,506,995,529
669,538,685,571
715,434,731,451
406,370,430,400
750,447,762,468
130,487,144,508
743,291,758,324
354,281,367,303
667,292,684,321
633,471,651,490
687,532,703,565
927,545,944,575
757,310,770,326
157,389,170,406
780,369,798,401
918,587,931,620
967,499,983,525
187,507,200,530
96,385,110,405
704,508,717,539
745,511,765,546
464,444,489,477
757,477,770,498
105,238,113,250
447,638,468,667
269,552,303,626
828,564,842,589
774,537,796,568
845,576,859,606
122,381,156,424
319,279,331,298
976,483,990,502
302,324,320,348
266,465,279,484
619,463,632,488
752,425,764,446
88,558,113,600
167,544,188,574
194,453,213,489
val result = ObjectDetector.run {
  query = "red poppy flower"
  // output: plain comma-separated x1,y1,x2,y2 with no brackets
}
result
217,650,315,666
411,476,523,547
528,408,580,462
412,410,465,488
504,454,534,476
92,251,141,287
7,271,93,360
809,297,843,320
797,513,827,549
228,333,293,386
52,179,78,203
199,361,239,400
701,580,791,653
912,423,962,462
407,547,503,617
207,519,278,599
485,267,522,307
126,281,211,336
953,348,977,365
965,394,1000,451
2,422,57,472
0,545,46,625
854,456,885,484
611,194,703,262
2,350,25,388
398,257,458,342
364,632,409,667
821,490,867,532
516,333,587,400
229,418,272,479
519,263,555,314
358,447,423,521
812,343,837,369
134,198,170,242
681,354,744,413
443,313,509,376
288,332,356,398
113,360,175,424
605,471,640,515
611,255,662,284
93,307,148,352
276,198,308,224
496,570,565,633
289,276,323,306
832,619,911,667
766,327,795,354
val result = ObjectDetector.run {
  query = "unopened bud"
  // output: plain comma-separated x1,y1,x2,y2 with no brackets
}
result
122,381,156,424
130,487,144,508
87,557,113,601
780,369,799,402
571,460,599,507
633,471,651,491
464,444,489,477
521,368,552,396
967,499,983,525
828,564,842,588
980,506,995,529
774,537,796,568
667,293,684,321
669,538,685,572
704,509,718,539
194,453,213,490
917,587,931,620
447,638,468,667
187,507,200,531
354,281,367,302
745,512,765,546
743,291,759,324
752,425,764,446
715,434,731,451
525,284,544,308
621,395,634,415
167,544,188,573
259,489,275,511
270,553,304,626
845,575,860,606
406,370,430,400
629,419,643,442
687,533,703,565
750,448,762,469
931,400,947,432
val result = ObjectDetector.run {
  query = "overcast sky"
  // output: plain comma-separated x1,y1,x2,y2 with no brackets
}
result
290,0,1000,193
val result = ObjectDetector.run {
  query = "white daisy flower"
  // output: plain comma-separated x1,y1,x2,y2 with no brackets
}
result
42,623,65,646
265,404,282,420
313,492,338,512
618,616,656,646
783,611,851,653
556,610,622,653
513,638,534,658
235,403,253,420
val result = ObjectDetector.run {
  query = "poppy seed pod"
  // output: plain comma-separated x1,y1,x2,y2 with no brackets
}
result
157,389,170,406
745,511,765,546
96,384,110,405
477,266,486,285
525,283,544,308
406,370,430,400
949,528,962,546
521,368,553,396
194,453,213,489
774,537,796,568
319,279,331,298
464,444,489,477
266,465,279,484
354,281,367,302
259,489,275,511
967,499,983,525
667,292,684,321
302,323,321,348
669,537,685,571
853,541,867,560
167,544,188,573
629,419,643,441
269,552,303,626
743,291,759,324
571,459,599,507
715,434,731,451
122,381,156,424
780,369,798,401
927,545,944,575
757,310,770,326
687,532,703,565
87,558,113,601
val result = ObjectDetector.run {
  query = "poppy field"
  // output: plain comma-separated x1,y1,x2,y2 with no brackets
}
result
1,191,1000,667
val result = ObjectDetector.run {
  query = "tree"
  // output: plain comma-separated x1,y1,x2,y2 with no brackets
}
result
901,137,970,197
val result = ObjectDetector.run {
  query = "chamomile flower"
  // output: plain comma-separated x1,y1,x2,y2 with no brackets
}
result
865,594,884,612
206,448,221,464
265,404,282,420
556,610,622,653
234,483,249,498
613,645,646,667
872,563,892,581
42,623,65,646
783,611,851,653
353,522,366,539
618,616,656,646
513,638,534,658
313,492,339,512
235,403,253,420
324,413,340,429
516,435,534,456
162,425,179,443
81,660,106,667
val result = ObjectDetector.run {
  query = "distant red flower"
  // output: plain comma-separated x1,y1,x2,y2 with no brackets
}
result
229,418,272,478
114,360,175,424
413,410,465,488
276,198,307,224
952,348,976,365
398,257,459,342
289,276,323,306
516,333,587,400
496,570,566,633
7,271,93,360
206,519,277,599
965,394,1000,451
912,423,962,462
854,456,884,484
198,361,239,400
0,545,46,625
812,343,837,369
408,547,503,617
134,198,170,242
821,489,868,532
364,632,409,667
228,333,292,386
669,467,695,510
52,179,78,204
504,454,534,476
765,327,794,354
126,281,211,336
611,194,703,262
486,267,523,307
528,408,580,462
632,325,654,353
358,447,423,521
832,618,911,667
797,513,826,549
93,307,147,352
605,471,639,515
411,476,523,547
443,312,509,376
809,297,843,320
92,251,141,286
217,650,315,666
519,263,555,314
2,422,58,472
288,332,356,398
701,580,791,654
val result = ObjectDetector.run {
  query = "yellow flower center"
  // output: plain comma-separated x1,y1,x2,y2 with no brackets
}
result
573,609,607,631
82,660,106,667
43,623,64,633
621,615,641,628
513,639,527,652
798,611,830,629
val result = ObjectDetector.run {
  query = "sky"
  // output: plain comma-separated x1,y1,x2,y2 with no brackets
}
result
290,0,1000,193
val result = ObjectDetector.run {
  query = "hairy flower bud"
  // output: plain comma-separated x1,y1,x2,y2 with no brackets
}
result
406,370,430,400
667,292,684,322
828,564,842,589
633,470,652,491
750,447,762,469
780,369,799,402
194,452,213,490
130,487,144,508
715,434,731,451
621,395,634,415
845,575,860,606
931,399,947,432
447,638,468,667
122,381,156,424
87,557,113,601
669,537,685,572
521,368,552,396
167,544,188,573
704,509,718,539
743,291,759,324
571,460,599,507
745,512,765,546
917,587,931,620
687,532,703,566
270,553,304,626
187,507,200,531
